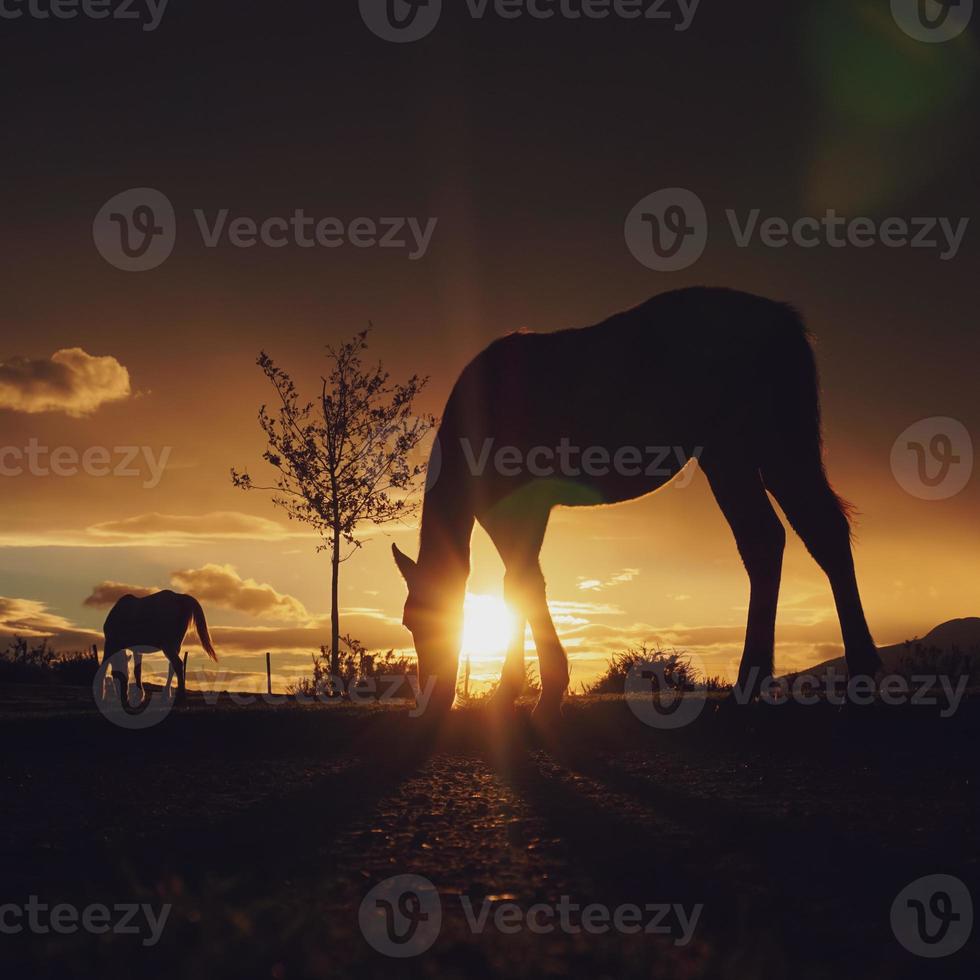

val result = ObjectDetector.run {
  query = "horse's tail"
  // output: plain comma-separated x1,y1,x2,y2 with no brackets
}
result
188,597,218,661
760,302,855,529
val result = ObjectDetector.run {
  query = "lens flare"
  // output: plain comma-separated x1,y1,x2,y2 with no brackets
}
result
461,593,515,661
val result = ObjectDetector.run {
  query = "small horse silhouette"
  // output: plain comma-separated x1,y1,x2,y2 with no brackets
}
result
102,590,217,707
393,287,880,720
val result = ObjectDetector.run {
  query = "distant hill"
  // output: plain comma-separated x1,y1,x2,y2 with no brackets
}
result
798,618,980,679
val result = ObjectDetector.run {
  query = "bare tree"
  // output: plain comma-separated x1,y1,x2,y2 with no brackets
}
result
232,331,435,676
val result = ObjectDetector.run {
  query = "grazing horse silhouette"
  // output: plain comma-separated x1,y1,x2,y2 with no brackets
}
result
102,590,217,707
393,287,880,720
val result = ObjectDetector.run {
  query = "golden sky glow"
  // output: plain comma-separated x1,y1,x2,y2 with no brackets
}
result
1,4,977,694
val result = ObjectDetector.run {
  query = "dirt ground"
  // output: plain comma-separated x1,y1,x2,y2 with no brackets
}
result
1,686,977,979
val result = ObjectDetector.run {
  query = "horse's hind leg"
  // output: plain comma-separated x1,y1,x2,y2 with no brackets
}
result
165,648,186,704
702,457,786,699
762,455,879,678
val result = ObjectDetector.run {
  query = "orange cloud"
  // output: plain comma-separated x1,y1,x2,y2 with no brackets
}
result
83,581,157,608
86,511,305,544
0,348,130,417
170,564,311,623
576,568,640,592
84,566,311,624
0,596,99,648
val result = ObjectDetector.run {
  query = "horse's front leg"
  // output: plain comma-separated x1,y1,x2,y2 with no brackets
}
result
483,508,564,721
525,570,569,722
110,653,130,708
490,571,528,709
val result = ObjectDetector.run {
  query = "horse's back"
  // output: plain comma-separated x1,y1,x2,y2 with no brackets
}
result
451,288,796,435
103,590,193,652
442,288,809,511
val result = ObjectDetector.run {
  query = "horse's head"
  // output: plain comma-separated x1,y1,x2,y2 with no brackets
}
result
392,543,464,718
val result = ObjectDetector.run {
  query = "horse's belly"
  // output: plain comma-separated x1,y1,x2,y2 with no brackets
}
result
552,466,685,507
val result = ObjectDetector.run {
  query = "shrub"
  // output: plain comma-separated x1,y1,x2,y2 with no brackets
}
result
583,644,730,696
287,635,417,700
0,638,98,686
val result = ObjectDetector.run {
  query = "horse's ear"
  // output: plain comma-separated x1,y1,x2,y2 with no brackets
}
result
392,543,418,585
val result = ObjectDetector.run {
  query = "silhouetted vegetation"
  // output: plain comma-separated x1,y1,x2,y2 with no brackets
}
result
895,641,980,687
286,634,416,701
583,644,730,696
0,638,98,686
232,331,435,678
460,660,541,704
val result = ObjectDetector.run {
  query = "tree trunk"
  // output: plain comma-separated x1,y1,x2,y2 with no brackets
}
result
330,531,341,681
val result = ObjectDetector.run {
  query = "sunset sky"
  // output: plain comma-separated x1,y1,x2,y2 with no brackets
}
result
1,2,977,692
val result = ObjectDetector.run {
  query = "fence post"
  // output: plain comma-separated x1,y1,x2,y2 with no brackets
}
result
266,651,272,696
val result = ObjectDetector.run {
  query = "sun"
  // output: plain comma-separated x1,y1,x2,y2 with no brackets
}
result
461,593,516,660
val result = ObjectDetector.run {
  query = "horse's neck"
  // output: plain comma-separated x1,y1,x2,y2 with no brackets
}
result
417,475,473,588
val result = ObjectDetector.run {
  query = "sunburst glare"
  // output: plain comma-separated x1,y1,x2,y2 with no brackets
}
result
461,593,516,661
